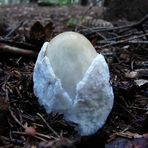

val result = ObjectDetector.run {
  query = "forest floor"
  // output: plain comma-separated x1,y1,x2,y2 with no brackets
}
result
0,4,148,148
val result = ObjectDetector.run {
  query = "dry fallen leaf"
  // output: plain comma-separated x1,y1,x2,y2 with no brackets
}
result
25,126,36,137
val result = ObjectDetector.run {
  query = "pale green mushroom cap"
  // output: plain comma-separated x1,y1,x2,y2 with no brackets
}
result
45,32,97,99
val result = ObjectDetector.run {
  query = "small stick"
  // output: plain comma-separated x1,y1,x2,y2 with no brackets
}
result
96,32,148,48
6,91,53,143
0,43,37,59
0,38,39,51
4,20,25,39
79,14,148,34
37,113,60,138
9,107,24,129
36,132,56,140
13,130,54,141
12,131,47,142
128,106,148,111
9,108,52,141
75,5,94,31
5,89,24,129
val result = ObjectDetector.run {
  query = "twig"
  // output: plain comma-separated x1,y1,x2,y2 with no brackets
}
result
9,104,54,142
34,135,47,141
0,135,24,145
79,14,148,35
36,132,56,140
12,131,47,142
9,107,53,141
13,131,56,141
75,5,94,31
0,43,37,59
0,38,40,51
97,40,148,47
37,113,60,138
4,20,25,39
79,23,135,34
119,14,148,34
96,32,107,40
128,106,148,111
5,89,24,129
96,32,148,48
107,130,146,142
9,107,24,129
6,91,50,142
98,32,136,42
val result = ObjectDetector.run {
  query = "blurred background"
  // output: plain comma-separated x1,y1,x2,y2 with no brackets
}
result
0,0,148,21
0,0,104,5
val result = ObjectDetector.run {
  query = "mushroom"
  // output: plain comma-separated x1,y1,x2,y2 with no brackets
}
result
33,32,114,135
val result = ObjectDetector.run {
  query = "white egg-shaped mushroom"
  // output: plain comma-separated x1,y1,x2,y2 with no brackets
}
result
33,31,114,135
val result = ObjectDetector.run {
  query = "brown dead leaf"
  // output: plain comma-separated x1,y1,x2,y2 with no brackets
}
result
26,21,54,50
29,21,45,47
107,132,148,148
125,69,148,79
44,21,54,41
38,135,73,148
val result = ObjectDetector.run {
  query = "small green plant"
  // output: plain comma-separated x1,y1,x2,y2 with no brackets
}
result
58,0,71,6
